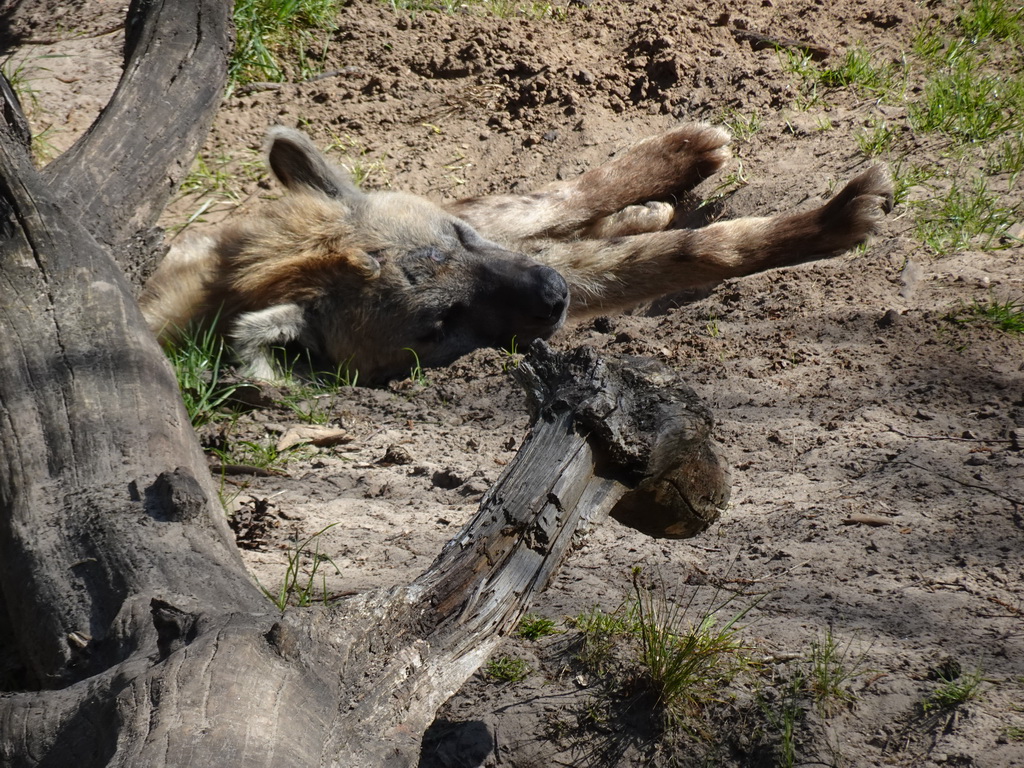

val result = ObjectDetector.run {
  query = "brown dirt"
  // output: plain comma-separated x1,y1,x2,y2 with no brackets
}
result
5,0,1023,765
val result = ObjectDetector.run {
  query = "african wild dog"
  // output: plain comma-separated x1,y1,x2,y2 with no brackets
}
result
139,124,893,383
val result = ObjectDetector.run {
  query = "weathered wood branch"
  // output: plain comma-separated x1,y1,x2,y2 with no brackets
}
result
0,124,262,690
41,0,231,258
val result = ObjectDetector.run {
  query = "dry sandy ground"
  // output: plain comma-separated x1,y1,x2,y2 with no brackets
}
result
3,0,1023,765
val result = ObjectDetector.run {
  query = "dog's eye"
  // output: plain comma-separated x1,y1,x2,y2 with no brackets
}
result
400,247,447,285
416,246,446,264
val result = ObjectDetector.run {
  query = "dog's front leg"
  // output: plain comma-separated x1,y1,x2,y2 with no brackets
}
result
230,303,308,381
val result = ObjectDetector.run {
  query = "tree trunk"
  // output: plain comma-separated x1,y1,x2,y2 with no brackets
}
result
0,4,730,766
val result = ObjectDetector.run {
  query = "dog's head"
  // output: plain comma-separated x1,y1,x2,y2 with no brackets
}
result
228,127,568,383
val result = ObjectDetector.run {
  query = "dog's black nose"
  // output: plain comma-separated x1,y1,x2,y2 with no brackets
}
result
530,265,569,323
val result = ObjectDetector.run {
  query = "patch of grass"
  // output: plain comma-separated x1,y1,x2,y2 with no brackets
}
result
259,523,341,612
856,118,902,158
818,43,905,98
499,336,522,372
518,613,560,640
179,154,238,199
1,55,45,112
956,0,1024,46
230,0,341,87
910,57,1024,145
917,175,1011,252
1,54,68,163
916,175,1017,252
222,439,284,469
165,322,241,428
705,160,750,203
705,313,721,338
806,629,869,716
323,133,390,189
172,150,265,235
30,125,60,164
946,296,1024,334
572,603,638,673
781,44,903,106
281,390,336,425
631,573,752,725
178,152,263,203
272,351,358,423
485,655,530,682
890,160,938,207
404,347,430,386
718,107,762,143
757,671,806,768
985,130,1024,184
922,667,985,713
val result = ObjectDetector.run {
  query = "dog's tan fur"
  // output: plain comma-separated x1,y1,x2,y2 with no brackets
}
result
140,124,893,383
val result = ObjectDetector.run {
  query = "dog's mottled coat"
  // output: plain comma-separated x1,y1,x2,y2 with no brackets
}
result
140,124,893,382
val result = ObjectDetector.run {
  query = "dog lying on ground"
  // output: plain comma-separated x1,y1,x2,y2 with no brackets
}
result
139,124,893,383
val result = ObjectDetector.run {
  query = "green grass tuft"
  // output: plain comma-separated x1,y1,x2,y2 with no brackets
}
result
910,58,1024,145
384,0,566,18
985,130,1024,183
818,43,905,97
485,655,531,682
631,574,752,725
231,0,341,87
922,667,985,713
404,347,430,386
165,323,241,428
518,613,560,640
855,118,902,158
947,296,1024,334
258,523,341,611
806,629,870,716
956,0,1024,45
916,175,1017,252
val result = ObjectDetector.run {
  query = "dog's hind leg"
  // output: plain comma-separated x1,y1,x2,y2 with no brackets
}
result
446,124,731,242
541,165,894,317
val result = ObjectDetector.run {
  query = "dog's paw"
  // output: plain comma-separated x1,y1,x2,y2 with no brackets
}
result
820,165,894,247
638,123,733,182
584,201,675,238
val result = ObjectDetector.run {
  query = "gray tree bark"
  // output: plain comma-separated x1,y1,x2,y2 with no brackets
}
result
0,3,730,766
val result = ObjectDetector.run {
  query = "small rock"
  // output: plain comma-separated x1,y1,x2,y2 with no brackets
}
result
460,480,489,497
379,445,413,466
1010,428,1023,451
875,308,901,328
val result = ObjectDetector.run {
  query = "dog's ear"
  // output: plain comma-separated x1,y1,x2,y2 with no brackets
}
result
265,126,364,203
